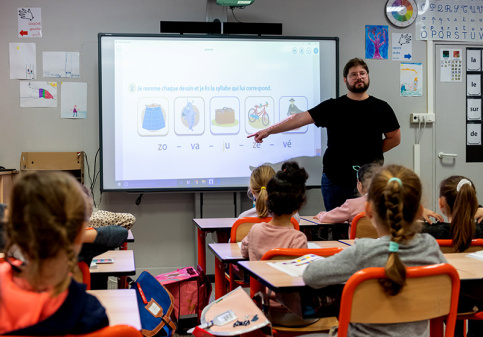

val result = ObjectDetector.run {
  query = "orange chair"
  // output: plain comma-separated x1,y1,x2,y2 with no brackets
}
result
337,264,460,337
77,261,91,290
227,216,300,291
254,247,343,335
436,238,483,253
349,212,378,240
8,325,143,337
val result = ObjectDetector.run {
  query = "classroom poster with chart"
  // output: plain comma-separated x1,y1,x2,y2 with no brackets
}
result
61,82,87,119
400,63,423,97
20,81,57,108
416,0,483,42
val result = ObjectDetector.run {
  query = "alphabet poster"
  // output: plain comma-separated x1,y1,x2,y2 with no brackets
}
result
416,0,483,42
365,25,388,60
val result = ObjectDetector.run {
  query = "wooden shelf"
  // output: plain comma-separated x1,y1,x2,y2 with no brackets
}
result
20,152,84,184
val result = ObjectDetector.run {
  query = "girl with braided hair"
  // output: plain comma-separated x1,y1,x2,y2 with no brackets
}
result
422,175,483,252
0,171,108,335
303,165,446,337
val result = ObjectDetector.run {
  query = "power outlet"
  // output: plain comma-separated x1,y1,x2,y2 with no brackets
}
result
410,113,435,124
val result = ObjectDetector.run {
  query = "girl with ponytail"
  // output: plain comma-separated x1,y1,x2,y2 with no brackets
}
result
238,164,301,223
0,171,108,335
303,165,446,337
240,161,308,261
422,175,483,252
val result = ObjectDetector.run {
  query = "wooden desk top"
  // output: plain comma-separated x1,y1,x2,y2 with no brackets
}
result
209,241,349,263
90,250,136,276
87,289,141,329
239,252,483,293
339,239,355,246
194,216,348,231
193,218,236,230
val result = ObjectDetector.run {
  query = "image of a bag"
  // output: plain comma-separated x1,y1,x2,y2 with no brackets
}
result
132,270,177,337
155,265,212,322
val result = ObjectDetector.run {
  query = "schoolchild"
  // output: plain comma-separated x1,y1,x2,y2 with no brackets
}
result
240,161,308,261
313,163,380,223
422,175,483,252
0,171,108,335
238,164,301,224
303,165,446,337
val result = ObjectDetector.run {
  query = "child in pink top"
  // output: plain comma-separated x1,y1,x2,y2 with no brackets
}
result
0,171,108,335
314,163,380,223
241,161,308,261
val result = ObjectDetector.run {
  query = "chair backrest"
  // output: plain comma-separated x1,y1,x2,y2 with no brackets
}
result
436,238,483,253
261,247,344,260
230,216,300,243
349,212,378,240
77,261,91,290
337,264,460,337
8,325,143,337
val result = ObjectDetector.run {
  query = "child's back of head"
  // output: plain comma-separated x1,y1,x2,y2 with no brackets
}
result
250,165,276,218
439,175,478,252
5,171,88,295
367,164,423,295
357,162,381,195
267,161,308,216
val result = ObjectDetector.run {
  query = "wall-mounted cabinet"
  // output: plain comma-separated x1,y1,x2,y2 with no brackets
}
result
20,152,84,184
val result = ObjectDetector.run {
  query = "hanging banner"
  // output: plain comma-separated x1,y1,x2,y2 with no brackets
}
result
416,0,483,42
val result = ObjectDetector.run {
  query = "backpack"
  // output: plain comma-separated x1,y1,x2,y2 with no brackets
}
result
155,265,212,322
131,270,177,337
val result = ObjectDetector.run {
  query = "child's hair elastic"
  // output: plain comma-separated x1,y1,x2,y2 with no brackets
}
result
387,177,402,186
456,178,472,192
389,241,399,252
260,186,266,190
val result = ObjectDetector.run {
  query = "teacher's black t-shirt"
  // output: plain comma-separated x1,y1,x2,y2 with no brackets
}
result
308,95,400,188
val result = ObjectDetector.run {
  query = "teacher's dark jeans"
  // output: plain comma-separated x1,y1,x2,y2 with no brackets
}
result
321,173,359,212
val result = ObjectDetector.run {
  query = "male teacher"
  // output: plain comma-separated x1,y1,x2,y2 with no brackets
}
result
248,58,401,211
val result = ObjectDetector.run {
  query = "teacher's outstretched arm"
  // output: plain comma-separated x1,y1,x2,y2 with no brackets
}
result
382,129,401,152
247,111,315,143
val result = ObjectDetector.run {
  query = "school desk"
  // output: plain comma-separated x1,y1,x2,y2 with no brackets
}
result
238,252,483,318
194,217,347,273
87,289,141,329
90,250,136,276
208,241,349,299
127,229,134,242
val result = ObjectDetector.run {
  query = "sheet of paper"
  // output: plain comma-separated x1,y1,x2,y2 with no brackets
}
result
43,51,80,78
20,81,57,108
61,82,87,119
400,63,423,97
18,7,42,38
9,42,36,79
392,33,412,61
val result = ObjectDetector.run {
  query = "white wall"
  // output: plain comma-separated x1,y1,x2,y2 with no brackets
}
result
0,0,435,275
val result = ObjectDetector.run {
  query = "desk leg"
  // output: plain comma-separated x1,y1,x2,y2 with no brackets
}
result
215,257,227,300
198,229,206,272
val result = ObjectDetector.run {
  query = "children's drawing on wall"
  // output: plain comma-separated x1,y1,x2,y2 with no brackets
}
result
400,63,423,97
9,42,36,79
61,82,87,119
365,25,388,60
20,81,57,108
43,51,80,78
